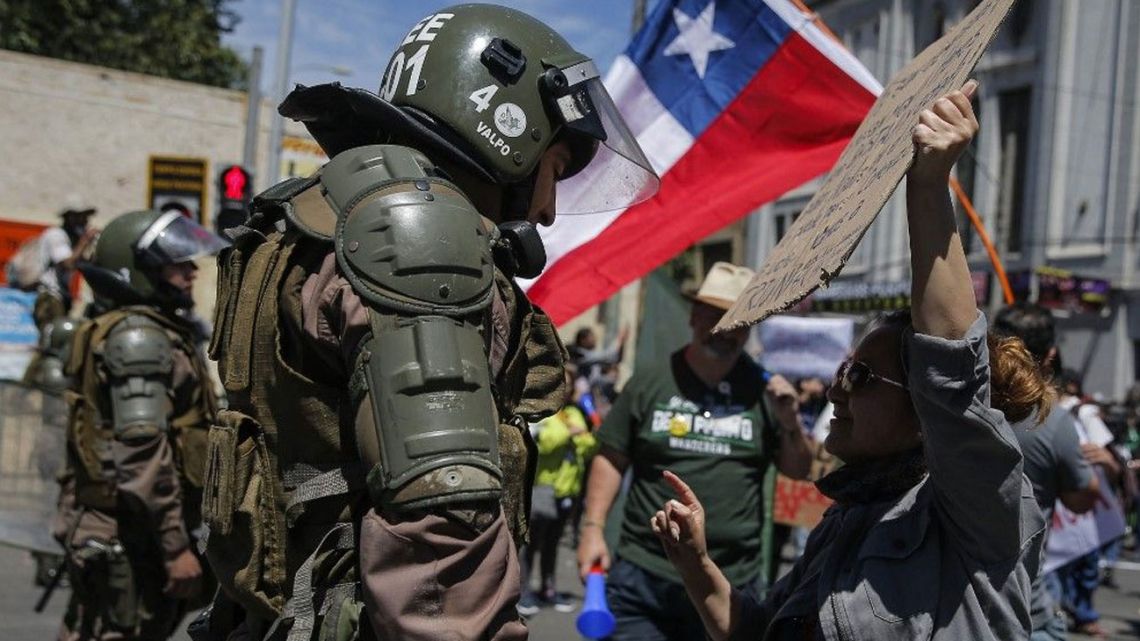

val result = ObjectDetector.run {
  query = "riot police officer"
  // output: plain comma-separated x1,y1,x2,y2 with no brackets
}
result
57,210,225,641
200,5,656,641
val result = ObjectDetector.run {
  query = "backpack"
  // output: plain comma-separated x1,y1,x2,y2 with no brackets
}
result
5,235,47,290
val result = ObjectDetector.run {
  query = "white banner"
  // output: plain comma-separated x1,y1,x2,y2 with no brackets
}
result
756,316,854,381
1043,468,1127,574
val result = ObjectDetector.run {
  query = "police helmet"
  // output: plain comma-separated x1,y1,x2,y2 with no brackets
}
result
81,210,228,309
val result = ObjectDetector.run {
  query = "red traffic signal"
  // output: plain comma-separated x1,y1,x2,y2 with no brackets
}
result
216,164,253,234
220,165,251,202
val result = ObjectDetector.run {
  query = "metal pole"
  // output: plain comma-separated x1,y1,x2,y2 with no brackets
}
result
242,46,263,173
266,0,298,188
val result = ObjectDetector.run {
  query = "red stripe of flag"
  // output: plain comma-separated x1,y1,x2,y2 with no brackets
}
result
530,33,876,325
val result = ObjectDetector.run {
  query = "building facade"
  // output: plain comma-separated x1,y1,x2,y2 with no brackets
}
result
0,50,323,317
748,0,1140,398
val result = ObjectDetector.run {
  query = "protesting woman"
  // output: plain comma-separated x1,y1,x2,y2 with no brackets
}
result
650,82,1049,641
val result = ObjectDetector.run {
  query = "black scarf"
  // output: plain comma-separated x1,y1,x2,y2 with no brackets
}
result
815,447,927,506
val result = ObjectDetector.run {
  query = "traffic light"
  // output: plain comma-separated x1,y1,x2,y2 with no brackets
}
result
216,165,252,233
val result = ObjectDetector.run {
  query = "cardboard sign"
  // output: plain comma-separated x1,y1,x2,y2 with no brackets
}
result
717,0,1016,331
772,473,833,529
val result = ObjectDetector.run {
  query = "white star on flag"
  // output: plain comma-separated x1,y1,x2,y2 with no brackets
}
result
663,1,735,79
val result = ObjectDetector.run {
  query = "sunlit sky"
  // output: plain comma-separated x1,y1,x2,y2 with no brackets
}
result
222,0,662,95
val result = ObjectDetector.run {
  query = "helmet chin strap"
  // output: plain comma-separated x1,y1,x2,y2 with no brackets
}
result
500,167,539,222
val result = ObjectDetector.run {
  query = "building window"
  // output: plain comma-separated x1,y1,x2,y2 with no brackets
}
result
997,88,1031,254
916,2,946,50
773,210,800,244
846,19,882,80
699,239,734,275
665,238,738,293
1004,2,1033,46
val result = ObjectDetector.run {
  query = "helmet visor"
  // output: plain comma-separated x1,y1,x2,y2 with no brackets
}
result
136,212,229,267
551,66,659,215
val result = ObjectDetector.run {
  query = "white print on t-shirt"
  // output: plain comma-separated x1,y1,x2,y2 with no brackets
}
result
668,437,731,456
651,409,753,442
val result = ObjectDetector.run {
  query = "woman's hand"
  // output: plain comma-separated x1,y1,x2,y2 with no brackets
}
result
652,471,740,641
910,80,979,185
651,471,709,572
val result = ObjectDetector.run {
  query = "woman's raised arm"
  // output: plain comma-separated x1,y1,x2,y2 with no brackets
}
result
907,80,980,340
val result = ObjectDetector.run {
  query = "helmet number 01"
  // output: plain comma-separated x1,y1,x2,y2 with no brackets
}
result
381,44,429,101
468,85,499,114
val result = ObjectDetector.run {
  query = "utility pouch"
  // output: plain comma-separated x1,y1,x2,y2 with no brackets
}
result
498,416,535,546
202,409,287,620
64,391,117,510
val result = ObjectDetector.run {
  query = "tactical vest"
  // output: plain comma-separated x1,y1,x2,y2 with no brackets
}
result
63,306,218,512
203,169,568,639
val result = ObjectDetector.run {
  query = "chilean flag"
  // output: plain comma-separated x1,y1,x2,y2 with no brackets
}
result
522,0,881,325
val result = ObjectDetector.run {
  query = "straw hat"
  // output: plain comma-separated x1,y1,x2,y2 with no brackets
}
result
687,262,755,311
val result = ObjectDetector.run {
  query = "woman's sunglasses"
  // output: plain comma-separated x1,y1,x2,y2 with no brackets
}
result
836,359,909,393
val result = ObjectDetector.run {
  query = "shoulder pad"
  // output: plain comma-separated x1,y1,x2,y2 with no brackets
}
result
103,315,174,378
41,317,79,355
324,145,495,316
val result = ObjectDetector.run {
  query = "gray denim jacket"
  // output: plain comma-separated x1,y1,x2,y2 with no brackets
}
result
737,314,1045,641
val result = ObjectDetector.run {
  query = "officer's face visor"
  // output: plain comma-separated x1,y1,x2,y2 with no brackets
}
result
543,60,659,215
135,212,230,268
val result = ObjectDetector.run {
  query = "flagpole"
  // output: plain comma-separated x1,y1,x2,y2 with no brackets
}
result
950,177,1014,305
632,0,647,33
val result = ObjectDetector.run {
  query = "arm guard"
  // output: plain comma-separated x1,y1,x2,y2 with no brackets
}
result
323,145,501,511
103,315,174,440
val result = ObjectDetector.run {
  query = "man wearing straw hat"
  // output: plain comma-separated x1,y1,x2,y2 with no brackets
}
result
576,262,812,641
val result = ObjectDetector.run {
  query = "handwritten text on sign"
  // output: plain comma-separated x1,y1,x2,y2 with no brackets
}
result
717,0,1016,331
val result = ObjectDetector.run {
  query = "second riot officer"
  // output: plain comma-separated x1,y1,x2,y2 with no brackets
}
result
57,210,226,641
199,4,658,641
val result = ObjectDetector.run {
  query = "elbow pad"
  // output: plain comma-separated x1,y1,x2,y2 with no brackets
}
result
324,145,502,511
103,316,174,440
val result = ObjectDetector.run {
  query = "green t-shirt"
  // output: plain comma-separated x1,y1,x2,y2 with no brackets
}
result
597,349,778,585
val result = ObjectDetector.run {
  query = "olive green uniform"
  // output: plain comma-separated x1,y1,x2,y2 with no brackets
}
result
200,5,657,640
201,173,566,641
57,306,217,641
